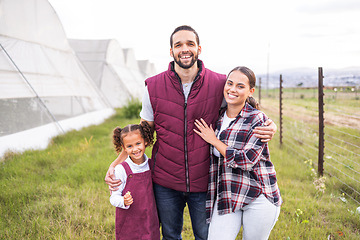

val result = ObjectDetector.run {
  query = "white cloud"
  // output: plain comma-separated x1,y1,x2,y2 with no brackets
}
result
49,0,360,75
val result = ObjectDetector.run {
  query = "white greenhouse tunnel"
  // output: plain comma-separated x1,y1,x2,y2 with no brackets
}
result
0,0,155,158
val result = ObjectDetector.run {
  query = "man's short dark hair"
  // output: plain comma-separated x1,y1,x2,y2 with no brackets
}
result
170,25,200,47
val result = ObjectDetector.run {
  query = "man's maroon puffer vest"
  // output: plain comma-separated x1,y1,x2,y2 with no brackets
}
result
146,60,226,192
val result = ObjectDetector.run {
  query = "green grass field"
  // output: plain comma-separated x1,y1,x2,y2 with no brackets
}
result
1,97,359,239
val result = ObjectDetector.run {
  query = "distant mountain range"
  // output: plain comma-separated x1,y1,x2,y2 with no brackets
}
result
257,67,360,89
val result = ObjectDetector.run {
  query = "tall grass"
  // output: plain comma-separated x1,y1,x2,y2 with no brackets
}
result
258,93,360,240
0,108,136,239
1,103,359,239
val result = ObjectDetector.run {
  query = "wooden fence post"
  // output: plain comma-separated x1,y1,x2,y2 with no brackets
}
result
318,67,325,176
258,77,261,107
279,74,283,145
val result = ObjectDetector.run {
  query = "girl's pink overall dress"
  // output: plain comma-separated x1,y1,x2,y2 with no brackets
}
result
115,161,160,240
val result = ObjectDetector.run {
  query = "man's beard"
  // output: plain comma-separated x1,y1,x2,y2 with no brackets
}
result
173,52,199,69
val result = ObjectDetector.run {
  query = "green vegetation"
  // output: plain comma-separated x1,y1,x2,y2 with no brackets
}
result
121,98,142,119
1,97,359,239
260,135,360,239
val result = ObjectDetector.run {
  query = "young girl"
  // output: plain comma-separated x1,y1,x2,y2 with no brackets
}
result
110,121,160,240
194,66,282,240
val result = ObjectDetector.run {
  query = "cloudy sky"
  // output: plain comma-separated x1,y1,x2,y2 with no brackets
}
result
49,0,360,75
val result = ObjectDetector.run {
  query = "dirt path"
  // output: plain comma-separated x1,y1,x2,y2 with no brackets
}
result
261,103,360,129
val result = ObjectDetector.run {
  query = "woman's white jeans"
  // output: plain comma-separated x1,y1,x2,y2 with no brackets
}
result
208,194,280,240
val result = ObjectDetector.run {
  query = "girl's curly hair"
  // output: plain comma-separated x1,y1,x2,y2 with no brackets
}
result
112,121,154,153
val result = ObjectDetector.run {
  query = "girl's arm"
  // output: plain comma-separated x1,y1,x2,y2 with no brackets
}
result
194,118,227,157
194,115,267,171
105,151,128,191
109,165,130,209
224,122,267,171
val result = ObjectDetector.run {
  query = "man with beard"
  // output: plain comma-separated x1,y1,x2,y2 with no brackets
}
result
105,25,276,240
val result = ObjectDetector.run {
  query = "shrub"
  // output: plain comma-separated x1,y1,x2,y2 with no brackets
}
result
122,99,142,119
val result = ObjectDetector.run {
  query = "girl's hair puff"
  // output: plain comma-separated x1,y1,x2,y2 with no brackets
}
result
112,121,154,154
